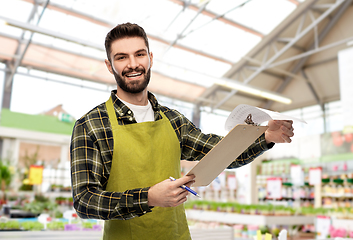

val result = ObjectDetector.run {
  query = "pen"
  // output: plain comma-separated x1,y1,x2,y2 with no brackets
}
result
169,176,200,198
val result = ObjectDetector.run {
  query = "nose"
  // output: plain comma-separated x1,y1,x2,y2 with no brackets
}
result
127,56,139,69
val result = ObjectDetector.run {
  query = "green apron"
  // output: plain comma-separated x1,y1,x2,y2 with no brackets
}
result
103,97,191,240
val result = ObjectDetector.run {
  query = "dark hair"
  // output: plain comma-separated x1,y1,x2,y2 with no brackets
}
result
105,22,150,62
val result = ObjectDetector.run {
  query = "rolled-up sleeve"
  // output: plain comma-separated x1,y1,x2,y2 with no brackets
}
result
70,119,152,220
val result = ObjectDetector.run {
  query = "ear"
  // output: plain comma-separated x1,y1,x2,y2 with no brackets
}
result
105,59,114,75
149,52,153,68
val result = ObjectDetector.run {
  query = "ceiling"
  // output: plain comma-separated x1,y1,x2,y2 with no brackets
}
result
0,0,352,114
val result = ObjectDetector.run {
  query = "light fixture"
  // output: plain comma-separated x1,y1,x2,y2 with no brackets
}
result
216,78,292,104
0,16,103,50
0,19,7,26
154,60,293,104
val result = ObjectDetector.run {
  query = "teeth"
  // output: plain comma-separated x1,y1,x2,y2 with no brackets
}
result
127,73,142,77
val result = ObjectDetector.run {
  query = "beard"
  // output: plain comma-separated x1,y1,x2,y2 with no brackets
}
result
112,66,151,94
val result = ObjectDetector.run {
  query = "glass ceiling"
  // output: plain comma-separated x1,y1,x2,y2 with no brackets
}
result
0,0,303,126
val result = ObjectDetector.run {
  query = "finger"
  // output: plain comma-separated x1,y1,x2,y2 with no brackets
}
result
178,196,188,205
281,125,294,137
174,175,195,186
281,133,292,143
179,189,189,197
172,196,188,207
172,187,186,197
184,174,195,181
168,190,188,207
281,120,293,129
170,180,190,196
184,180,195,188
177,191,189,203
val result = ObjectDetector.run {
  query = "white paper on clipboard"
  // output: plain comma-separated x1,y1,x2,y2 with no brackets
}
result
186,124,268,187
225,104,306,132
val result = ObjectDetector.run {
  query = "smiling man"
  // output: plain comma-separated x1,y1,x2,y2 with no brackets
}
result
70,22,294,240
106,37,152,96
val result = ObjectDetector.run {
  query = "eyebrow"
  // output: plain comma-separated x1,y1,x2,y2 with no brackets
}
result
113,49,147,58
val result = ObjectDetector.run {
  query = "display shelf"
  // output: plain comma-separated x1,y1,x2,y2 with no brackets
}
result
0,229,249,240
331,217,353,229
189,227,234,240
0,231,103,240
186,209,315,226
46,191,72,198
322,194,353,198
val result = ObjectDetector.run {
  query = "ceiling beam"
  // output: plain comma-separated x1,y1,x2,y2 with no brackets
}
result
5,0,49,89
168,0,265,38
303,56,336,69
216,0,343,109
223,0,320,79
20,0,232,65
2,15,233,66
0,16,104,50
244,65,286,80
21,0,113,28
263,0,352,109
210,0,346,110
267,35,353,69
147,34,232,65
163,1,209,55
241,0,345,86
0,32,103,62
276,38,306,52
301,69,324,110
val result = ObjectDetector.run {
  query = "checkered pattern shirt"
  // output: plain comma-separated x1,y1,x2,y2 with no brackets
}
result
70,90,272,220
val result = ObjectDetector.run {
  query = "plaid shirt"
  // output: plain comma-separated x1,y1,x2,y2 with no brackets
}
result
70,90,272,220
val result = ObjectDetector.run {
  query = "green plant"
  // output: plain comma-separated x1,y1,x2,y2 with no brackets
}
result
54,210,63,219
0,160,13,200
55,196,66,204
183,200,194,210
19,183,33,191
82,221,94,229
21,221,44,231
7,195,18,201
0,161,12,186
271,227,281,237
21,147,39,169
22,196,58,216
0,220,20,230
19,147,41,191
259,225,269,234
34,194,50,202
47,221,65,230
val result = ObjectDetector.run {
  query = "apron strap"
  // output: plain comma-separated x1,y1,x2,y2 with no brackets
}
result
105,96,119,126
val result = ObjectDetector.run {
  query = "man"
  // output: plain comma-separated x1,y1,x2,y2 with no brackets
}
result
70,22,294,240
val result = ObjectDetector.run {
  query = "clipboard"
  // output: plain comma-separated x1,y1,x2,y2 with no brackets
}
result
186,124,268,187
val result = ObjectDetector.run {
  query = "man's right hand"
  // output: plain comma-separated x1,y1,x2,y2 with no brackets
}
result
148,175,195,207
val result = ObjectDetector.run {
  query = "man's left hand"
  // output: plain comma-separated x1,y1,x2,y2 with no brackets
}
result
265,120,294,144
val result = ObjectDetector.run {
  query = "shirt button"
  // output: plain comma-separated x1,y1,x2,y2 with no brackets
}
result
127,110,131,115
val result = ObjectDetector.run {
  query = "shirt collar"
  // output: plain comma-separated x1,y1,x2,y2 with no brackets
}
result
110,90,160,117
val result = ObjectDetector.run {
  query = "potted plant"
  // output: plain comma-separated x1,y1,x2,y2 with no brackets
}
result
22,194,58,217
0,160,13,203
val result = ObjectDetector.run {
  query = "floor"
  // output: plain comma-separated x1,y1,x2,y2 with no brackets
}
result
0,231,103,240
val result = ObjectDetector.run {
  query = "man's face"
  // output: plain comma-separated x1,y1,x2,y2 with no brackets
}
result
106,37,153,94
